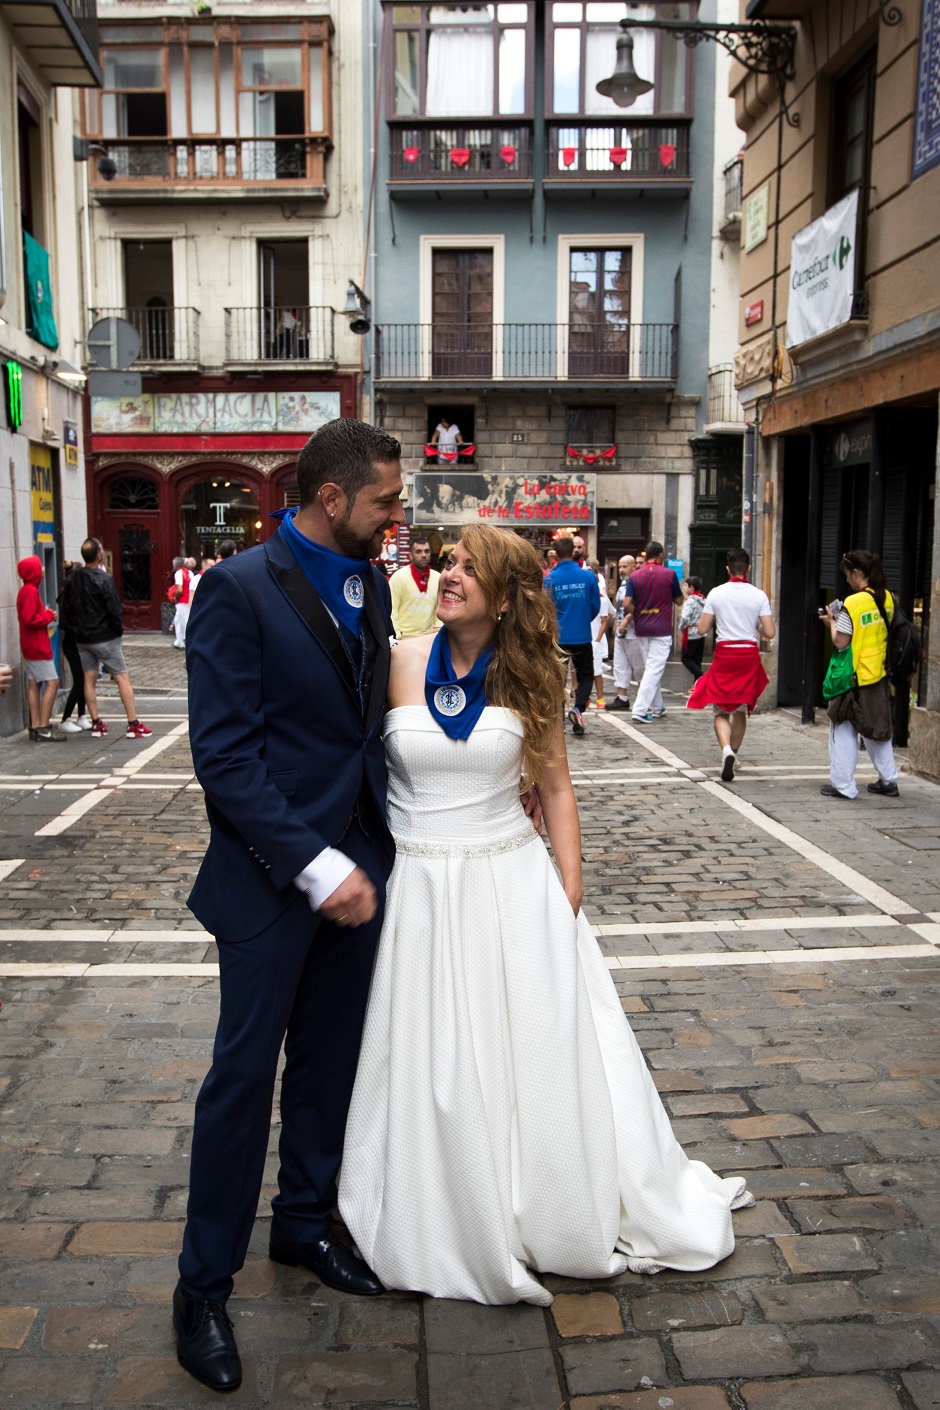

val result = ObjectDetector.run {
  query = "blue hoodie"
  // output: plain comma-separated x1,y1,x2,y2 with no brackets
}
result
544,560,601,644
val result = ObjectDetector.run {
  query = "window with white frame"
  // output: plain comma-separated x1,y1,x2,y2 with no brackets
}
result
549,1,694,117
389,3,531,118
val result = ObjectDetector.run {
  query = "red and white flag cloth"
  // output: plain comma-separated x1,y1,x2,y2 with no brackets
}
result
686,641,769,715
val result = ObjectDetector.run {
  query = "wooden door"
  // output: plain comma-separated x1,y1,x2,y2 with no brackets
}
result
568,247,631,378
432,249,493,377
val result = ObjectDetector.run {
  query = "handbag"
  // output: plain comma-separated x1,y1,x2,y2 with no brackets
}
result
822,646,855,700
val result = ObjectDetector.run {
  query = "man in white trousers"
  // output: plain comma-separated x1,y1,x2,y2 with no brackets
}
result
623,542,684,724
606,554,645,711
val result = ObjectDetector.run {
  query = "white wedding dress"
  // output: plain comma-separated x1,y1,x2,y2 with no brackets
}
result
339,706,751,1306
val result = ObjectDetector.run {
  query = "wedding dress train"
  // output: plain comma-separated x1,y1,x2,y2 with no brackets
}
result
339,707,751,1306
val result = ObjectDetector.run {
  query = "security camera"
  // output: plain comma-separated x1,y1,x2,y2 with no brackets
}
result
97,155,118,182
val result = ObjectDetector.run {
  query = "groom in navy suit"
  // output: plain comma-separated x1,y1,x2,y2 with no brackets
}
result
174,419,405,1393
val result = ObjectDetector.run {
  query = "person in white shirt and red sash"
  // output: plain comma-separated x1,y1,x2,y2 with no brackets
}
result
686,548,775,781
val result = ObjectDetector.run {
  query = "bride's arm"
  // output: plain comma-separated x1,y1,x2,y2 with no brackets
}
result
535,719,583,915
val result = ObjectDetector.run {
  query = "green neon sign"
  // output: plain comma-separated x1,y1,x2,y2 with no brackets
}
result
4,361,22,431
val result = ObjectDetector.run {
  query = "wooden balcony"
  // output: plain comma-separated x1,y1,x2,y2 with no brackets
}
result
88,136,331,202
545,121,692,193
375,323,678,385
388,122,533,194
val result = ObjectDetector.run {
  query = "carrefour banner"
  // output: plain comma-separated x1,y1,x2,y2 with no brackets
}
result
786,190,859,348
414,473,596,527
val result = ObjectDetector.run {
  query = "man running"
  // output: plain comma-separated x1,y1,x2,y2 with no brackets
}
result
686,548,775,780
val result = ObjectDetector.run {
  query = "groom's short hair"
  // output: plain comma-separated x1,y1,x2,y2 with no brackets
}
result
296,419,402,508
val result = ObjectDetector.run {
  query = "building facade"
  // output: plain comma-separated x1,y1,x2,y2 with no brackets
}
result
82,0,366,628
732,0,939,775
0,0,100,734
364,0,732,586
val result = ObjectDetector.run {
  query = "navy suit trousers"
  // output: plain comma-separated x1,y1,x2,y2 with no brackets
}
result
178,821,387,1302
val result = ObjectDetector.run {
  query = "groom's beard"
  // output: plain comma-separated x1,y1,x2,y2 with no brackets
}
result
333,511,381,560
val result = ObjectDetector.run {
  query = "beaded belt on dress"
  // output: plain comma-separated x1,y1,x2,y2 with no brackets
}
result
392,823,536,859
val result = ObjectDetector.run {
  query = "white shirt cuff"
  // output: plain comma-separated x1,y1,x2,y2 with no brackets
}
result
293,847,357,909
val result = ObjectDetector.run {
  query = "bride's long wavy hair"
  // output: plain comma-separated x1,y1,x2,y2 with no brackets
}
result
457,524,567,784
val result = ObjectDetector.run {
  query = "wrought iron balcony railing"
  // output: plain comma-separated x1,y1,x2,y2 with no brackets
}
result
389,123,533,181
723,157,744,225
546,121,691,181
224,306,335,365
91,306,200,364
375,323,678,383
63,0,98,56
706,365,745,425
89,137,330,192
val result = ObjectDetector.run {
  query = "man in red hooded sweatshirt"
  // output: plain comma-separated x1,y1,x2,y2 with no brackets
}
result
16,556,66,742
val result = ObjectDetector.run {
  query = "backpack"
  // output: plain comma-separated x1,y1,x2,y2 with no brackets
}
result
868,591,921,689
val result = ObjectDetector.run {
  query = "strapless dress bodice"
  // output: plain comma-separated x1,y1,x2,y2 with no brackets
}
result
383,706,531,856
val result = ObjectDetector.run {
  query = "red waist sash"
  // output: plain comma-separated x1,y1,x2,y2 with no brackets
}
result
686,640,769,714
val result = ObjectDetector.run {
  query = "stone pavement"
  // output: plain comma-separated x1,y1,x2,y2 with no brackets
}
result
0,637,939,1408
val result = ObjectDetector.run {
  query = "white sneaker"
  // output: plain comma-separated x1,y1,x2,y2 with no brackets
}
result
77,716,93,730
58,719,83,734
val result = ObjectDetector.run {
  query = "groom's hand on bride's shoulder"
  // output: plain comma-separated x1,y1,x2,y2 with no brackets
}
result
320,869,378,928
520,787,543,834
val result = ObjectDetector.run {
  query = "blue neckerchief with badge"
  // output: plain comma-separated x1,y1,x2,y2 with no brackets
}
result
425,628,493,741
273,507,369,637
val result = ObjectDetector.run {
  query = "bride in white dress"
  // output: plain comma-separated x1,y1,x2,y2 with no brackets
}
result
339,525,751,1307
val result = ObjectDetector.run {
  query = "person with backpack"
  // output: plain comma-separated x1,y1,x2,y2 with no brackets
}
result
819,549,901,800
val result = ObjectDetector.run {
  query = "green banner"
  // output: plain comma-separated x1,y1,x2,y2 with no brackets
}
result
22,230,58,350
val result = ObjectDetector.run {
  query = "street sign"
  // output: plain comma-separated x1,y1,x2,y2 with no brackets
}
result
86,316,140,370
87,369,142,398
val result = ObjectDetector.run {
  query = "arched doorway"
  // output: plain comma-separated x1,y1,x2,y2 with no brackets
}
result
101,471,163,630
176,472,263,559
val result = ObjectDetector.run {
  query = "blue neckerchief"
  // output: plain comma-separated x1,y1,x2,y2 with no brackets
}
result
273,507,370,637
425,628,493,741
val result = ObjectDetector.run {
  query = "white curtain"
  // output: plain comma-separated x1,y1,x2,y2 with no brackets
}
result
585,19,656,117
426,30,494,116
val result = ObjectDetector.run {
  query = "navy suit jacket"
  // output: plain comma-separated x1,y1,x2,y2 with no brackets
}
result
186,527,395,941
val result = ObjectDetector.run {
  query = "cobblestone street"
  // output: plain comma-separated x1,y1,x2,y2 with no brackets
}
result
1,637,939,1409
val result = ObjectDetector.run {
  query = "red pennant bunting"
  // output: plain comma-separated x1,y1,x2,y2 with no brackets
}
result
449,147,471,168
582,453,600,465
403,146,420,164
609,146,628,168
561,147,577,167
659,143,676,168
600,445,616,459
458,444,477,456
500,145,517,165
565,445,581,460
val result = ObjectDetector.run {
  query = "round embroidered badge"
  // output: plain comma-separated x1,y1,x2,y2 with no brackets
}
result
343,575,365,609
434,685,466,717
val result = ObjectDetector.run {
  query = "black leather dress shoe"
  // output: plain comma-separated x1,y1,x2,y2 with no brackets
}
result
173,1283,242,1393
269,1232,384,1296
